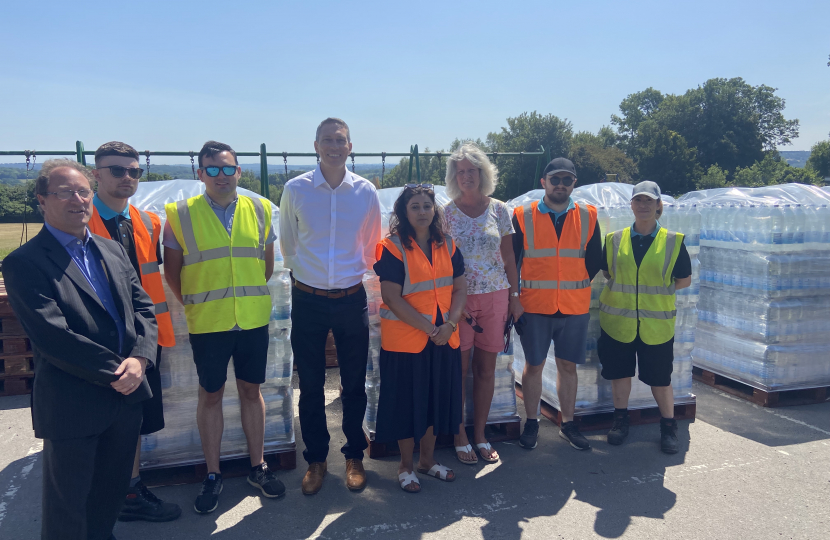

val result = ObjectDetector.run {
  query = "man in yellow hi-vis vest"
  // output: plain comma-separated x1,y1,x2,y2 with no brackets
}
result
164,141,284,514
598,181,692,454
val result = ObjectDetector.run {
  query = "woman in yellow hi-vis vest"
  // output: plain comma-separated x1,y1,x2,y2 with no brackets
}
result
374,185,467,493
598,181,692,454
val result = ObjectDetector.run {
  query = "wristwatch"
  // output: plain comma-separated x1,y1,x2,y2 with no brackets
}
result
447,320,458,331
510,292,520,298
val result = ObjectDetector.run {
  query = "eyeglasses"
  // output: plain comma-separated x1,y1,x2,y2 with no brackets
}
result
203,166,238,177
465,314,484,334
545,175,574,187
44,189,93,200
97,166,144,179
404,183,434,191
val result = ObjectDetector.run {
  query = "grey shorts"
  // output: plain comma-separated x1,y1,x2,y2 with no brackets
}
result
518,312,590,366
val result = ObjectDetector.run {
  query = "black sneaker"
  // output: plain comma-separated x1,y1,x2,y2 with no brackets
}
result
607,412,630,446
559,421,590,450
518,420,539,449
248,462,286,498
194,473,223,514
660,418,679,454
119,481,182,522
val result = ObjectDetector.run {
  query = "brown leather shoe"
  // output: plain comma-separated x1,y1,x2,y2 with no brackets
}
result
302,462,327,495
345,459,366,491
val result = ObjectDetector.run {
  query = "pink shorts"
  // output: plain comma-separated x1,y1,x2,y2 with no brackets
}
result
460,288,509,353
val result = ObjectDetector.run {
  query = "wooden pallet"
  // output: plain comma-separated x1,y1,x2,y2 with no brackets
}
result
293,330,339,370
693,366,830,408
365,420,521,460
515,384,696,432
0,281,36,387
140,447,297,488
0,375,33,397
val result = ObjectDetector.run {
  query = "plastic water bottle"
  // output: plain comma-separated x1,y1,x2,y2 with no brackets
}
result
771,205,784,251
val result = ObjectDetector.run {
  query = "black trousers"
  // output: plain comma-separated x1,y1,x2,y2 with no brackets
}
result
41,400,143,540
291,284,369,464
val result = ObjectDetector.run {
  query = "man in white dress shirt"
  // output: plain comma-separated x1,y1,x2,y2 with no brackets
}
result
279,118,382,495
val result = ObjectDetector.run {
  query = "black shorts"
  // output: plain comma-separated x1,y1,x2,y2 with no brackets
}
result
140,345,165,435
189,325,269,393
597,328,674,387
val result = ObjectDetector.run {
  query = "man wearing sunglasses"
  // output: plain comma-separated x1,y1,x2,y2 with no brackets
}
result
512,157,602,451
280,118,381,495
88,141,181,522
164,141,283,513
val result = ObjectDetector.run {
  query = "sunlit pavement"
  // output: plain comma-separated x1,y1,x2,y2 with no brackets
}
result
1,371,828,540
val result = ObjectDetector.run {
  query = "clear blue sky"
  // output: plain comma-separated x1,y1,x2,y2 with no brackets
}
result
2,0,828,165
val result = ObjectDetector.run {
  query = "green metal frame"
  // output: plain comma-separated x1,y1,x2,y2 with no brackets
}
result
1,143,548,196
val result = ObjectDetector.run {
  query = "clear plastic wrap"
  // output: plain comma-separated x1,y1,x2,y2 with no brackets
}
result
687,183,830,391
129,180,295,469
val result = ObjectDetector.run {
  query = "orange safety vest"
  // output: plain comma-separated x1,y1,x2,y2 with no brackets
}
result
88,205,176,347
376,234,460,353
514,201,597,315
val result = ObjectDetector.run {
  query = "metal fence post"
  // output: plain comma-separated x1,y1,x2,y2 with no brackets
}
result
76,141,86,165
414,144,421,183
260,143,269,198
408,145,414,183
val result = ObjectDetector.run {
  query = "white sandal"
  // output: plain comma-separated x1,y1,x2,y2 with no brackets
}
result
398,471,420,493
417,463,455,482
476,442,499,463
455,444,478,465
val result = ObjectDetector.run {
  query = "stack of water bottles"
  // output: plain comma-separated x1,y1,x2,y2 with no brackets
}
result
508,183,696,415
363,187,520,440
686,184,830,391
128,181,296,469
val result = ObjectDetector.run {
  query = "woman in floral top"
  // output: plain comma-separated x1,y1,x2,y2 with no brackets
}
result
443,144,521,464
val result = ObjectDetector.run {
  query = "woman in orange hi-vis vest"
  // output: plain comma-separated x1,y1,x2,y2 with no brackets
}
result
374,184,467,493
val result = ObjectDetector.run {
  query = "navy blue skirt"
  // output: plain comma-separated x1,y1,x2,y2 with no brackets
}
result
375,340,463,444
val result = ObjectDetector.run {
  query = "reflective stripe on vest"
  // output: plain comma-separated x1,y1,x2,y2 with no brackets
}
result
522,203,590,260
165,195,272,333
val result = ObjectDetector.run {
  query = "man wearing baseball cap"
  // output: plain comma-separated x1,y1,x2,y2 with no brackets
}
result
511,157,603,451
597,180,692,453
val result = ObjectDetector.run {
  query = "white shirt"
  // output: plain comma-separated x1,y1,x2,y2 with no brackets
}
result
279,166,382,290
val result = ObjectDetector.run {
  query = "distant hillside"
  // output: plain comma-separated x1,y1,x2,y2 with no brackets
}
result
778,151,811,168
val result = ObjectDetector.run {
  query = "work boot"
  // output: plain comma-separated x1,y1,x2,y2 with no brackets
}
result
559,421,590,450
660,418,679,454
302,462,327,495
607,410,630,446
119,481,181,522
345,459,367,491
518,419,539,449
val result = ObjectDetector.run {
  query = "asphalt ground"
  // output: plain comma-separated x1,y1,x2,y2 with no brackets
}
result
1,372,828,540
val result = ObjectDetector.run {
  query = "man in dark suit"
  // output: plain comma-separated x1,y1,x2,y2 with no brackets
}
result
3,159,158,540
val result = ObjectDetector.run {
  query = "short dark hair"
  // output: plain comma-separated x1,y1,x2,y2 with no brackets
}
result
198,140,238,168
35,159,94,196
94,141,139,165
315,118,351,142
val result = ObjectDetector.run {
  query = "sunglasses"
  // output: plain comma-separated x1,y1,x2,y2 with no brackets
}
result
404,183,434,191
203,166,238,177
465,314,484,334
98,166,144,179
545,175,574,187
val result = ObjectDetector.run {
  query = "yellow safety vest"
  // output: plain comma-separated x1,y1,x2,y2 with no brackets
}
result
599,227,683,345
165,194,272,334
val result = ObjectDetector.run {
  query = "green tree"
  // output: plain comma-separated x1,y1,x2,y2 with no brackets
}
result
611,88,665,152
636,129,702,195
697,164,728,189
572,126,619,149
731,154,820,187
806,140,830,178
568,143,638,185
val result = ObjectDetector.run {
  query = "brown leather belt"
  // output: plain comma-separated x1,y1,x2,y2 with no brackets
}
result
292,277,362,299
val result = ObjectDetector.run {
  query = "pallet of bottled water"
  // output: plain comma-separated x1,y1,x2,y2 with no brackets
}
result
506,184,697,416
683,184,830,392
130,181,296,469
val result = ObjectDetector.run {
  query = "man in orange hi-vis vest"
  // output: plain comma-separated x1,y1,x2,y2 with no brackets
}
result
90,141,181,522
511,158,603,452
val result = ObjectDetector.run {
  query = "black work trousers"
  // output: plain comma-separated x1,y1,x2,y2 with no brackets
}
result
291,284,369,464
41,400,142,540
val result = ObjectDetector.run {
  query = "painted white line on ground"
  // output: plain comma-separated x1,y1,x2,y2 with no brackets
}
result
707,387,830,436
302,511,346,540
0,444,42,530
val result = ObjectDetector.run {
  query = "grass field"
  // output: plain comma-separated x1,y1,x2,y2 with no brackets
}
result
0,222,43,260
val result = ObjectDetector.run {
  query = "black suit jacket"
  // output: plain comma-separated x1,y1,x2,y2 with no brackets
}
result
3,226,158,440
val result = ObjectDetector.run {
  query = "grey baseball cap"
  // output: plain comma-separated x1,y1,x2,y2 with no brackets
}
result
631,180,661,200
542,157,577,178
